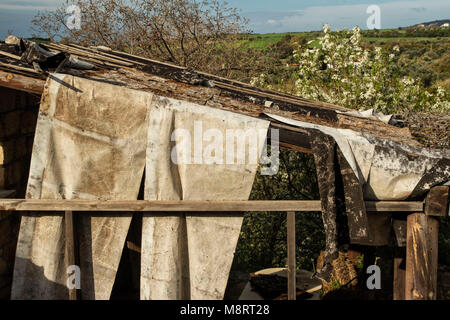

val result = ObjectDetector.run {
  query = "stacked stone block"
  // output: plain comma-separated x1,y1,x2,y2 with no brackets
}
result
0,86,40,299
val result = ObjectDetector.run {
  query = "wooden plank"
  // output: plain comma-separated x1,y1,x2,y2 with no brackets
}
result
46,43,135,68
278,141,313,155
0,70,45,94
0,199,424,212
0,62,41,74
0,50,21,60
67,43,146,67
393,246,406,300
425,186,449,217
66,54,125,69
96,46,187,70
0,200,321,212
366,201,423,212
64,210,80,300
271,125,312,154
405,213,439,300
44,43,125,69
287,211,296,300
268,125,313,154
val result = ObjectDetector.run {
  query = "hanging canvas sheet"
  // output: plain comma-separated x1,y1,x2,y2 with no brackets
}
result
141,96,270,299
11,74,152,299
11,73,270,300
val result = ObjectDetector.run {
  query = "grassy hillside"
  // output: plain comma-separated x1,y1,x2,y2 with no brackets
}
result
240,26,450,48
233,27,450,91
237,32,316,49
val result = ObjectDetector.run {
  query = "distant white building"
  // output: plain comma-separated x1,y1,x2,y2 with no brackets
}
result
441,23,449,27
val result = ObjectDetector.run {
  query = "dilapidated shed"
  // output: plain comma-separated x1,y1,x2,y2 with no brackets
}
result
0,37,448,300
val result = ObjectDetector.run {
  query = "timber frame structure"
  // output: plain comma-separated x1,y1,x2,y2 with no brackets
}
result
0,195,447,300
0,40,449,301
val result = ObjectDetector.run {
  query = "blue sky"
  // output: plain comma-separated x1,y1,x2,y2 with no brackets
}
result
0,0,449,39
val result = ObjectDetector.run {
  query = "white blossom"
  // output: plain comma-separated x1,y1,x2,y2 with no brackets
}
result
252,25,449,113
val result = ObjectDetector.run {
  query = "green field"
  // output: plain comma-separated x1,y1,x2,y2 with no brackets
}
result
238,28,450,49
365,37,449,42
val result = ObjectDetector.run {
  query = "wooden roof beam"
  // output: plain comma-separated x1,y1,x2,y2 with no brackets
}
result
0,69,45,95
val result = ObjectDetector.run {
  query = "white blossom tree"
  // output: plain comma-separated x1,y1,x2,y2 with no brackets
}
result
252,25,449,113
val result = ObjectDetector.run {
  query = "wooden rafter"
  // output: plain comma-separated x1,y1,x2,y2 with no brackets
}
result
0,69,45,95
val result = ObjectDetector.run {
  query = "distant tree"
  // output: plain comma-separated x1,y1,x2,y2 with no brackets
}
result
32,0,131,49
31,0,248,69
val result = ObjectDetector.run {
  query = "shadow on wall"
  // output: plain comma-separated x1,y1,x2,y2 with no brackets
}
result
0,212,20,300
9,257,69,300
0,87,40,300
7,212,139,300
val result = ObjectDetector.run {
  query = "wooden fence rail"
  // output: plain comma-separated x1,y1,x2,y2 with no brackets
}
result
0,198,433,300
0,199,424,212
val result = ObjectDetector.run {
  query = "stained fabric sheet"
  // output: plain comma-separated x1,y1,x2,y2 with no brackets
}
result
265,113,449,201
141,96,270,300
12,74,269,300
265,113,450,281
12,74,152,299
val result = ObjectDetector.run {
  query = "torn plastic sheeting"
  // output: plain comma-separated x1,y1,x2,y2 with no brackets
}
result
141,96,270,300
264,113,448,201
12,74,152,300
336,108,393,124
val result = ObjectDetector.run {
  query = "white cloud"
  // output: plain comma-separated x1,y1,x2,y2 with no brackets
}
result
0,5,56,10
0,0,60,11
247,0,450,33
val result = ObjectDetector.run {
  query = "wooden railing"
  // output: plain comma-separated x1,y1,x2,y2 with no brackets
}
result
0,199,424,212
0,196,445,300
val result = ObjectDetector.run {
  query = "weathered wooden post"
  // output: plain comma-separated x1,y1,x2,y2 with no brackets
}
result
287,211,296,300
393,246,406,300
405,186,448,300
392,215,407,300
65,210,80,300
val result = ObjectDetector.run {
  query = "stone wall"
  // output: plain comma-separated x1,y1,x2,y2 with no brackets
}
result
0,86,40,299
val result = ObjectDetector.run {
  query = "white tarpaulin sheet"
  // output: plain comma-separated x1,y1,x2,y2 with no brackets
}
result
12,74,269,300
141,96,270,299
12,74,152,299
265,113,445,200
